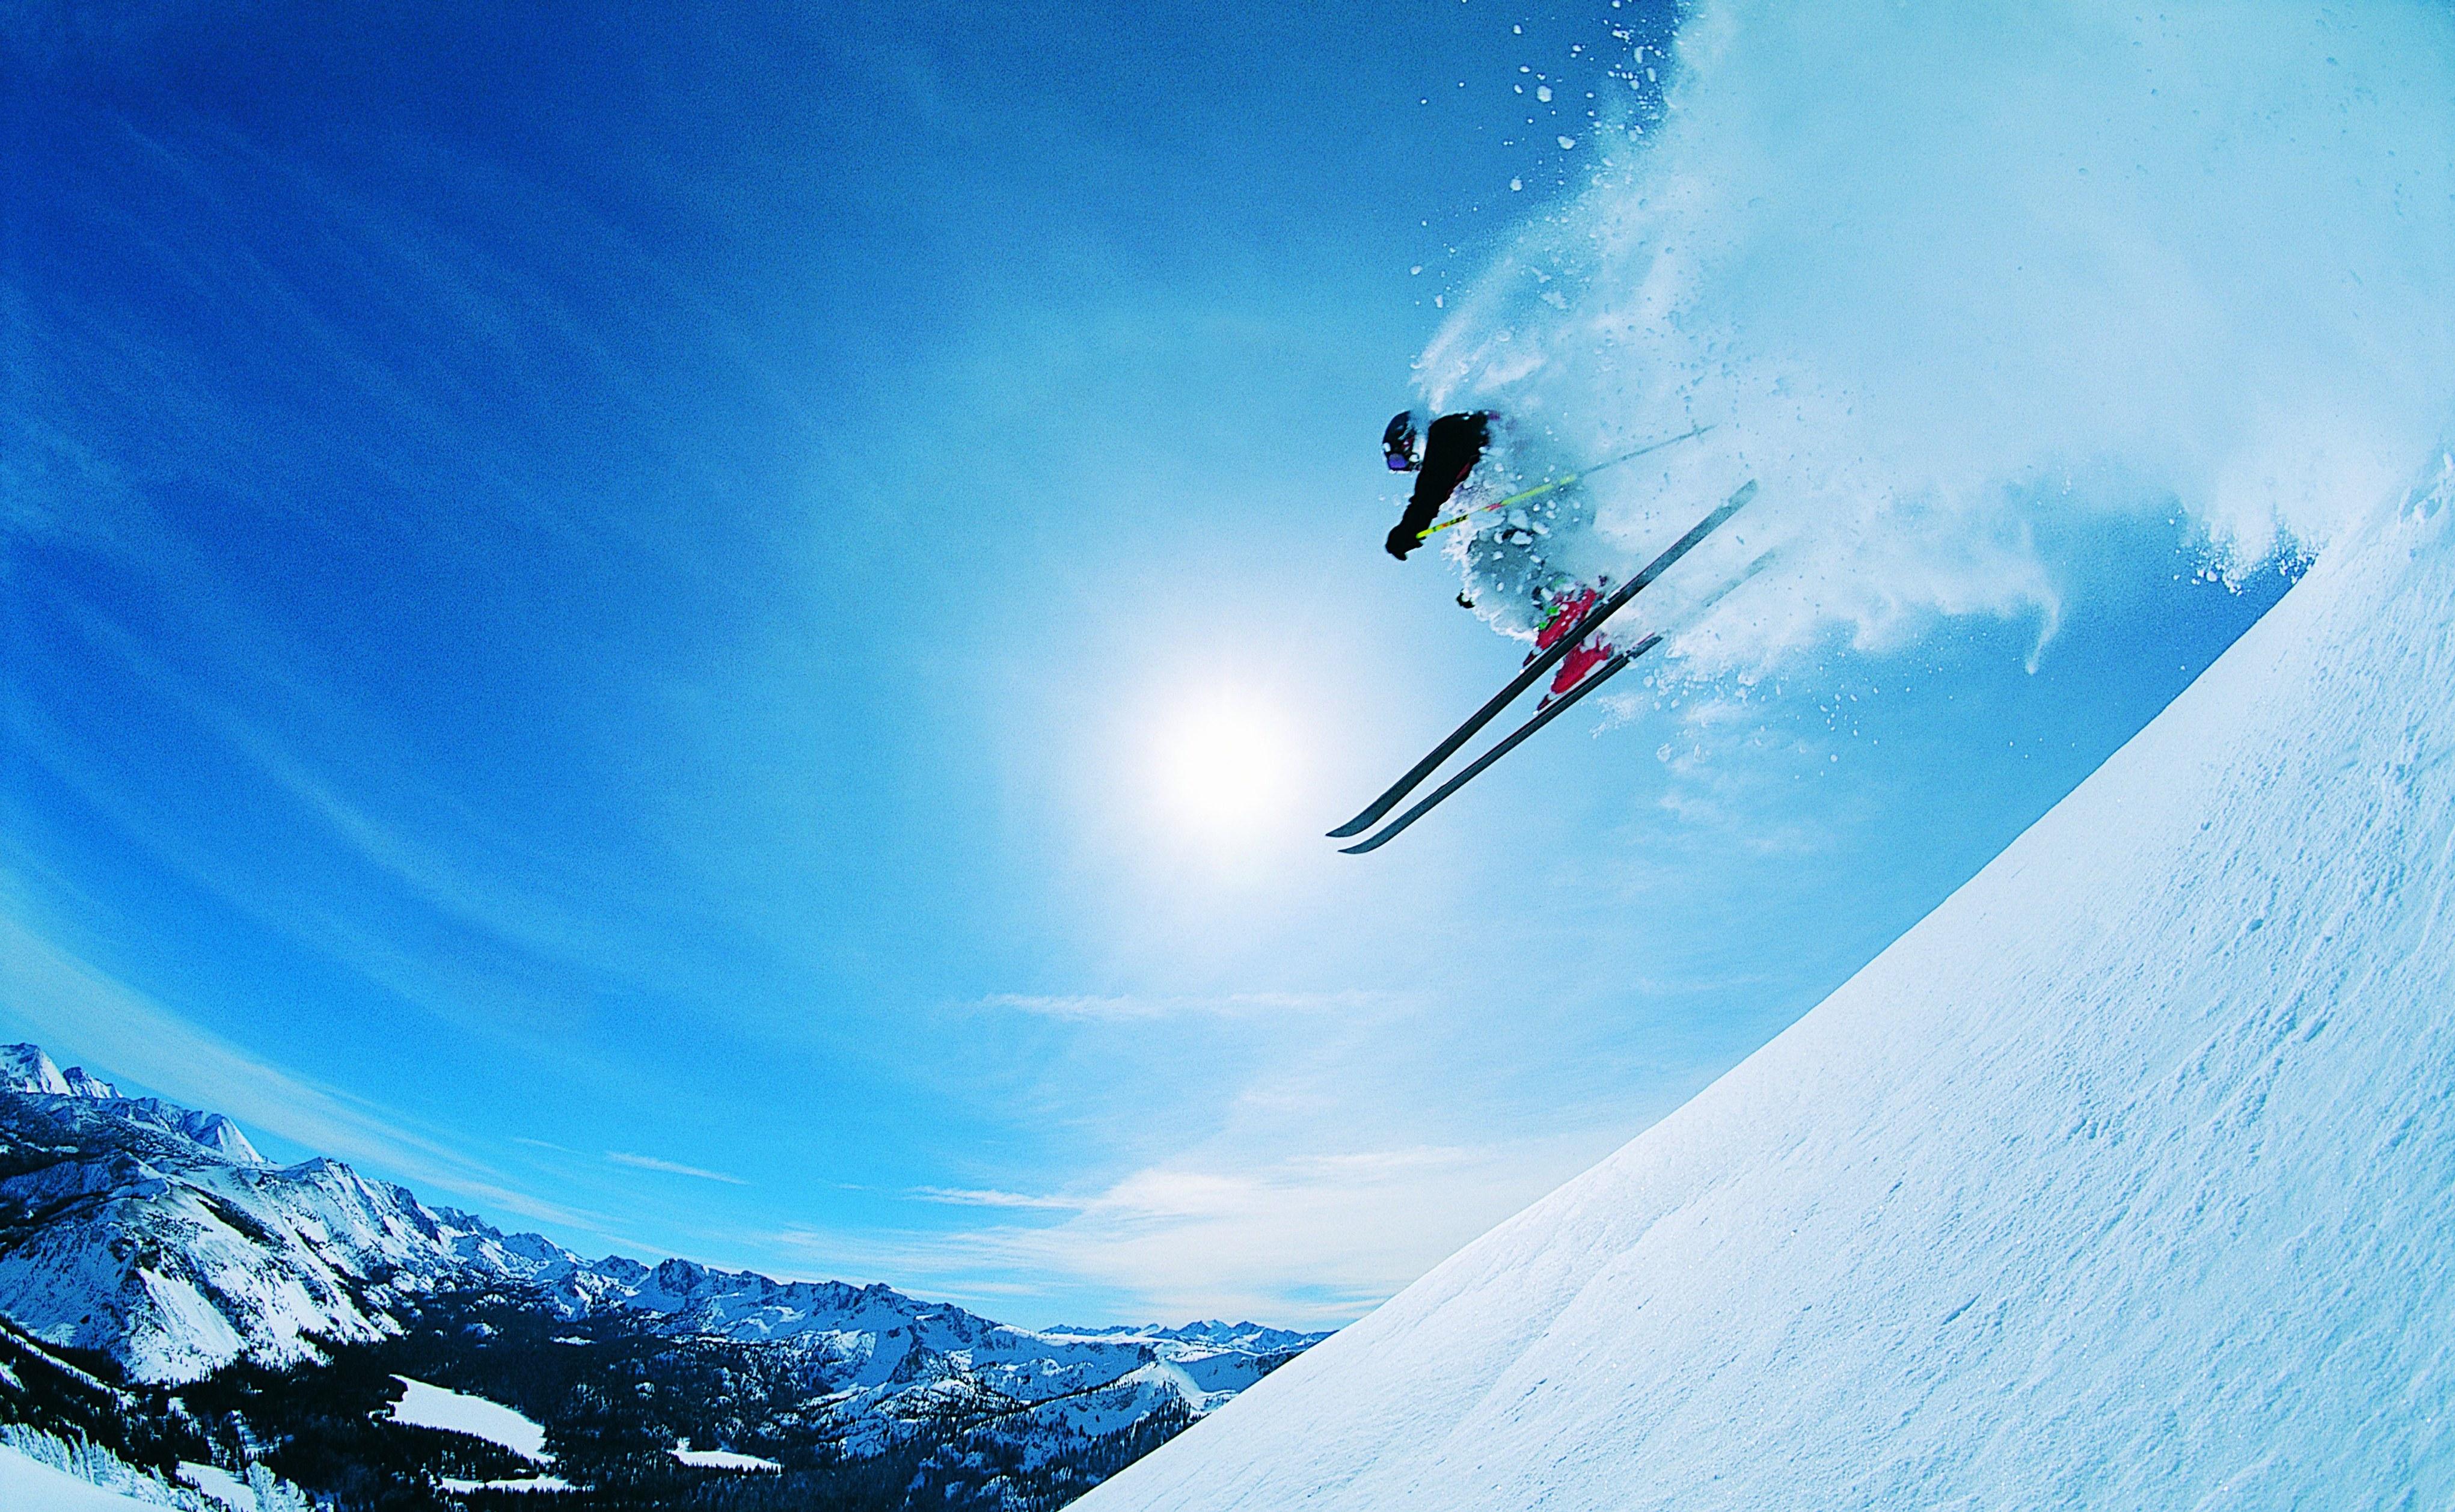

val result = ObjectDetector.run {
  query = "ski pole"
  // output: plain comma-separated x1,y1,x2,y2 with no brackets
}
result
1417,423,1712,540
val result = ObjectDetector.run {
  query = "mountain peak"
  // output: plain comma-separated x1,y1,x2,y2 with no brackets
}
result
60,1066,118,1098
3,1043,120,1100
0,1044,259,1166
0,1044,70,1096
174,1109,262,1165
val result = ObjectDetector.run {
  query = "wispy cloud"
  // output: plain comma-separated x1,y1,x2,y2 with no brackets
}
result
52,605,664,1006
5,687,595,1050
0,894,603,1235
767,1133,1615,1329
909,1186,1082,1210
607,1151,747,1186
0,114,716,1062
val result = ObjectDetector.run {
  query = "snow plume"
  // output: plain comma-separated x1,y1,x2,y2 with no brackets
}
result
1422,0,2455,671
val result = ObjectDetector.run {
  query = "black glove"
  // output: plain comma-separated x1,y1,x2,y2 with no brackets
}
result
1385,523,1418,560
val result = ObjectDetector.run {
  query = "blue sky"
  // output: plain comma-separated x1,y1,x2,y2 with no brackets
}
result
1,0,2293,1326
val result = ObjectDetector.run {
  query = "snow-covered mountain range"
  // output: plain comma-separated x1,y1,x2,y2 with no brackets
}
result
2,1044,263,1165
0,1039,1323,1481
1077,482,2455,1503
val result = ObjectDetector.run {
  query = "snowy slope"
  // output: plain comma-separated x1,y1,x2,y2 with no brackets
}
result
1079,482,2455,1508
0,1446,167,1512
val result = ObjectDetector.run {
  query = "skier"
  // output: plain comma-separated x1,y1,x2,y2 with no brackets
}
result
1382,409,1494,560
1384,409,1619,703
1329,478,1758,852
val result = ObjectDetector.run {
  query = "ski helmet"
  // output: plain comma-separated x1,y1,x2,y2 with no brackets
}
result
1382,410,1420,471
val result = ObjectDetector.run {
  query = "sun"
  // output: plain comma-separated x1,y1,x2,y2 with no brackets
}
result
1149,689,1301,845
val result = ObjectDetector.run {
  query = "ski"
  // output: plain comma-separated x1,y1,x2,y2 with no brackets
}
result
1337,637,1656,855
1337,545,1785,852
1327,479,1756,839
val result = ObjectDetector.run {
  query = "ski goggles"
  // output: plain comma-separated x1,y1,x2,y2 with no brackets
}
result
1383,411,1418,470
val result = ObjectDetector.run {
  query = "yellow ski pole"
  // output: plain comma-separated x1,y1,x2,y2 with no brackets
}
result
1416,423,1712,540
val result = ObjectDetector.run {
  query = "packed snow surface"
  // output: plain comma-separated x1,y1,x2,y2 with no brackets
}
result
386,1376,549,1463
0,1445,166,1511
1077,473,2455,1502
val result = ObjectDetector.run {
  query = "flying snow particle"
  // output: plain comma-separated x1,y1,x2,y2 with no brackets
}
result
1411,266,1424,275
1510,178,1524,191
1558,136,1578,149
1537,85,1553,102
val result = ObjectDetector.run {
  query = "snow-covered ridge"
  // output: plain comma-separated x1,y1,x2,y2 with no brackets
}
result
1050,1320,1325,1355
3,1043,120,1103
1077,477,2455,1505
0,1044,260,1165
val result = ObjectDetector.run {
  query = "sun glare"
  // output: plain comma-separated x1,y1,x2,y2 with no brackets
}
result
1150,690,1301,846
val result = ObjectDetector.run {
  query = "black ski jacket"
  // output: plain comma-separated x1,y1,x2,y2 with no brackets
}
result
1387,412,1492,559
